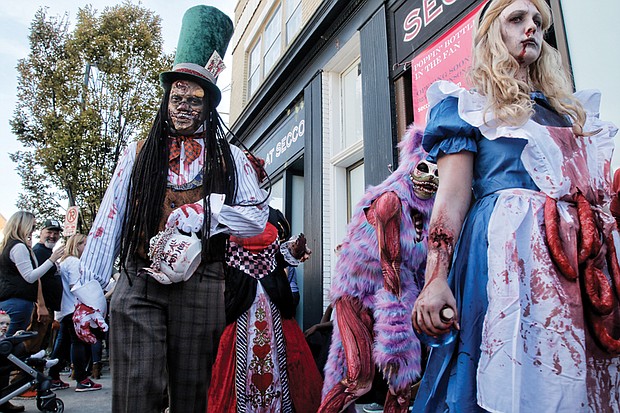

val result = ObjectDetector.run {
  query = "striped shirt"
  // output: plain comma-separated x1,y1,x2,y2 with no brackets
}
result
79,138,269,289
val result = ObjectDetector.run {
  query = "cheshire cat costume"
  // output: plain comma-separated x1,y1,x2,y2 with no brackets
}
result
319,125,437,413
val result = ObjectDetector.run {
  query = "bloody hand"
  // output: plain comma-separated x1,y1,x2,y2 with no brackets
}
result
73,303,108,344
166,203,204,233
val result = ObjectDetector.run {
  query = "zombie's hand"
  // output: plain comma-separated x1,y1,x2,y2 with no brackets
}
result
412,277,457,337
282,234,312,264
71,279,107,344
73,303,108,344
166,202,204,233
165,195,226,234
291,234,312,261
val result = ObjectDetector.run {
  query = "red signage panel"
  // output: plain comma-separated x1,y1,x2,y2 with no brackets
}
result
411,1,488,126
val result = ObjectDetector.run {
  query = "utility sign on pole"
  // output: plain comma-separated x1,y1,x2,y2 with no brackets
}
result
63,206,80,237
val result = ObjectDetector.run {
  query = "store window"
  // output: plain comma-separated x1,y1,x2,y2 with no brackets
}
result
322,33,365,282
269,177,285,212
394,67,414,141
341,61,364,149
347,161,365,220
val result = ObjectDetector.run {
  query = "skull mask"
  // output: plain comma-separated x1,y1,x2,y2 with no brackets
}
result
410,159,438,200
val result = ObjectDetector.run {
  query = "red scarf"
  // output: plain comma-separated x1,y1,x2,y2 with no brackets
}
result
168,134,202,175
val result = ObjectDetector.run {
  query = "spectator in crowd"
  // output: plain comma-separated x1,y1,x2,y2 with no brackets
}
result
304,303,333,377
0,211,64,411
0,212,63,338
26,219,64,354
48,233,101,392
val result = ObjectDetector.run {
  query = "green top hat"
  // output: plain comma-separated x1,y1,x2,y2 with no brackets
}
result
160,5,234,107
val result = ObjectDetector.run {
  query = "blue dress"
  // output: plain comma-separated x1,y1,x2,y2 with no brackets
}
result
412,82,620,413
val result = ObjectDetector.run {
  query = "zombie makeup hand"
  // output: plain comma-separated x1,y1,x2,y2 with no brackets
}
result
168,80,206,135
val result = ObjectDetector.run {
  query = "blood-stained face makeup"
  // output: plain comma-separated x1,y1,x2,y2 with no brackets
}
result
499,0,543,68
168,80,206,135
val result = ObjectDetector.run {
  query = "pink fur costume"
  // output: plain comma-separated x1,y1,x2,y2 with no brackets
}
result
322,124,435,405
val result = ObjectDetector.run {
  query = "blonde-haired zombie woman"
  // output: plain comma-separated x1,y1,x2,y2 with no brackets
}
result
0,211,64,335
411,0,619,412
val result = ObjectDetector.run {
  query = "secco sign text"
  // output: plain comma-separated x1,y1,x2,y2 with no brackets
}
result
256,100,305,176
393,0,478,63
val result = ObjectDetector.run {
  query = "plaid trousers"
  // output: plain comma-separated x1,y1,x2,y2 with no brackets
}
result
110,258,225,413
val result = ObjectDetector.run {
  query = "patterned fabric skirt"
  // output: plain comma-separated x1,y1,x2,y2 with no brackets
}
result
208,283,323,412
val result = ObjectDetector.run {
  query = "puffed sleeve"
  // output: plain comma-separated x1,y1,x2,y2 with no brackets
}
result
423,96,478,163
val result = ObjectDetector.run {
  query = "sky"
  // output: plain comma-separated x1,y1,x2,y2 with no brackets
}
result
0,1,235,221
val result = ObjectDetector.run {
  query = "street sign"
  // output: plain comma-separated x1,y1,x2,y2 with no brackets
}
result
63,206,80,237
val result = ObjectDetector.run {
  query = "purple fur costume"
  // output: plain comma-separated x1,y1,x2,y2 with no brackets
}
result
322,124,435,401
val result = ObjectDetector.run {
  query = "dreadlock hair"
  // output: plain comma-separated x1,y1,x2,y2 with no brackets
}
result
119,85,238,272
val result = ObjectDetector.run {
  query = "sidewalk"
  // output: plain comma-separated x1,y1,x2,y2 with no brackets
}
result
12,364,376,413
14,364,112,413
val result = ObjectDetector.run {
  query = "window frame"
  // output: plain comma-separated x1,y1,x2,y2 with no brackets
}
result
285,0,303,44
246,0,305,99
346,160,365,221
263,5,282,76
339,59,364,150
248,38,262,97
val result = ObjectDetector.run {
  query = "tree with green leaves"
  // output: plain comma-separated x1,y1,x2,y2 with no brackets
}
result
10,3,173,231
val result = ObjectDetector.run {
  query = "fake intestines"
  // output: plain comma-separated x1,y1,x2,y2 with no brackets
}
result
319,125,437,413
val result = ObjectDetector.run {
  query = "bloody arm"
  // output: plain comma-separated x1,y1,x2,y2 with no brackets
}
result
412,151,473,337
365,191,402,296
318,296,374,412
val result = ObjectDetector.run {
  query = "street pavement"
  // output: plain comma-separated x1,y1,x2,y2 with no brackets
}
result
11,362,378,413
13,363,112,413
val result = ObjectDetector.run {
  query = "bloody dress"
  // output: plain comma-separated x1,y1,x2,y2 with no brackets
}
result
412,81,620,413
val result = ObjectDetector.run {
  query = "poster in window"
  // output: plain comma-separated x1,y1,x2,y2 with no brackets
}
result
411,1,488,127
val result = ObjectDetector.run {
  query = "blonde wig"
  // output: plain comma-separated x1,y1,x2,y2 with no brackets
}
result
60,233,87,262
469,0,587,134
0,211,36,253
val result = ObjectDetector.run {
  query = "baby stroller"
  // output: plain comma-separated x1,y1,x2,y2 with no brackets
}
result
0,332,64,413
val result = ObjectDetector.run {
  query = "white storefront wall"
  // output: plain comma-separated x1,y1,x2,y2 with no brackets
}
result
561,0,620,167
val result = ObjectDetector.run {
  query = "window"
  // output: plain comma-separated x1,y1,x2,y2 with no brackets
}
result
341,61,364,148
246,1,304,99
322,33,363,293
269,177,284,212
285,0,302,44
248,40,262,97
263,6,282,76
347,161,365,220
